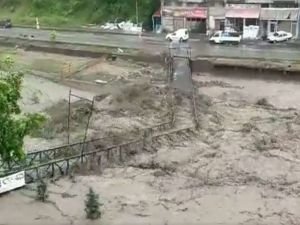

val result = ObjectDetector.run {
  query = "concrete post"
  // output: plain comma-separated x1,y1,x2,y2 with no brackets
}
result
297,9,300,38
152,16,155,32
136,0,139,25
36,17,40,30
161,0,164,30
206,4,210,36
243,18,246,38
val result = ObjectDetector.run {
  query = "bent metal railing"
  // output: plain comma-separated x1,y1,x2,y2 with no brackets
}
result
1,126,195,183
0,119,174,172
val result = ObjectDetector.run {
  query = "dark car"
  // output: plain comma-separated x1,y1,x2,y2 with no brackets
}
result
0,19,12,28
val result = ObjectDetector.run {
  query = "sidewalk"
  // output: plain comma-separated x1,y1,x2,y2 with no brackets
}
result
243,38,300,48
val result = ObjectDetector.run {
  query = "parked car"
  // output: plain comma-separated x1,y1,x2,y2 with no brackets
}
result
166,28,189,42
0,19,12,28
267,31,292,43
209,31,242,45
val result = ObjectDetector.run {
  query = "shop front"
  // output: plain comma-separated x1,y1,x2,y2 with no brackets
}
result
225,4,260,38
260,8,299,38
208,5,226,35
185,8,207,33
161,7,207,33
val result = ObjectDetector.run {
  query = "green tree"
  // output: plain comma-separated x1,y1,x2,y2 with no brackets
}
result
29,0,160,28
85,188,103,220
0,56,45,164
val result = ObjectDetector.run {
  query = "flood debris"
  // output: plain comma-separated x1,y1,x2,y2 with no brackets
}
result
2,47,300,225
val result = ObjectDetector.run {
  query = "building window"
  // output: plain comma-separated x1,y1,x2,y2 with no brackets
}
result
272,2,298,8
175,1,182,7
186,3,196,7
261,4,269,8
245,18,258,26
164,0,181,6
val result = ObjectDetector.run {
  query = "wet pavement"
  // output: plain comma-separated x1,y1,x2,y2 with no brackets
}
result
1,28,300,61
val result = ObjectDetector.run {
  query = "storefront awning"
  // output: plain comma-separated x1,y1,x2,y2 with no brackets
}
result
226,7,260,19
260,8,299,20
186,8,207,19
163,7,207,18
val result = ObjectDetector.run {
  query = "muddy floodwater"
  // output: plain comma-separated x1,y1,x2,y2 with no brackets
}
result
1,52,300,225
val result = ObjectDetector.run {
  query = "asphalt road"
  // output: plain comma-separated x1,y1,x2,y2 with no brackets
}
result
1,27,300,61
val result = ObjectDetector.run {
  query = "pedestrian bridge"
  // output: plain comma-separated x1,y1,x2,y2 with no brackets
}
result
169,42,193,93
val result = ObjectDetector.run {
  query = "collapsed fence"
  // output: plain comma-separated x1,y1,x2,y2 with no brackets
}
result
0,125,194,183
0,91,180,182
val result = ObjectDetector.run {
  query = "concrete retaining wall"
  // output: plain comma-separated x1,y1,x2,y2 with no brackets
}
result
0,36,299,74
191,58,300,75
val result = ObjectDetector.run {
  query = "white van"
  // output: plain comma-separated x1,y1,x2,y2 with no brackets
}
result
209,31,242,44
166,28,189,42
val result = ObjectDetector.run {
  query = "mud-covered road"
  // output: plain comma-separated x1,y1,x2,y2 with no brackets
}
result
1,28,300,61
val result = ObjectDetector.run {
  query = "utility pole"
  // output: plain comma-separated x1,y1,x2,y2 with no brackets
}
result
161,0,164,31
207,1,210,36
136,0,139,25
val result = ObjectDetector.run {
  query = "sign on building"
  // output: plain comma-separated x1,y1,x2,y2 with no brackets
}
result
0,171,25,194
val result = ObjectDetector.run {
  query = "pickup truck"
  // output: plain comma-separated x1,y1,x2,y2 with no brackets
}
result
209,31,241,45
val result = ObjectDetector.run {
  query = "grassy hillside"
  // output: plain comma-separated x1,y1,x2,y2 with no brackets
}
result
0,0,160,28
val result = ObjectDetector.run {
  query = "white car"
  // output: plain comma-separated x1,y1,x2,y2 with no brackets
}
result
209,31,242,45
166,28,189,42
267,31,293,43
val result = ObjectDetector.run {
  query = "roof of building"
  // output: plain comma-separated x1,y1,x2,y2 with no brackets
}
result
260,8,299,20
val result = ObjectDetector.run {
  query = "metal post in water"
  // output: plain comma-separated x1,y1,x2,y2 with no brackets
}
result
81,97,95,163
67,89,71,144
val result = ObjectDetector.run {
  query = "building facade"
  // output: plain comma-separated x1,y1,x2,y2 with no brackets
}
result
160,0,209,33
259,0,300,38
157,0,300,38
208,0,226,33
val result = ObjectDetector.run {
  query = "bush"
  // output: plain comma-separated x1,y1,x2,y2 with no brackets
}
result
32,0,47,9
36,179,48,202
85,188,103,220
0,0,20,7
50,30,57,42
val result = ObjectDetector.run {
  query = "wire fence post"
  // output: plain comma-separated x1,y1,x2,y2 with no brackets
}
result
81,97,95,163
67,89,71,144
